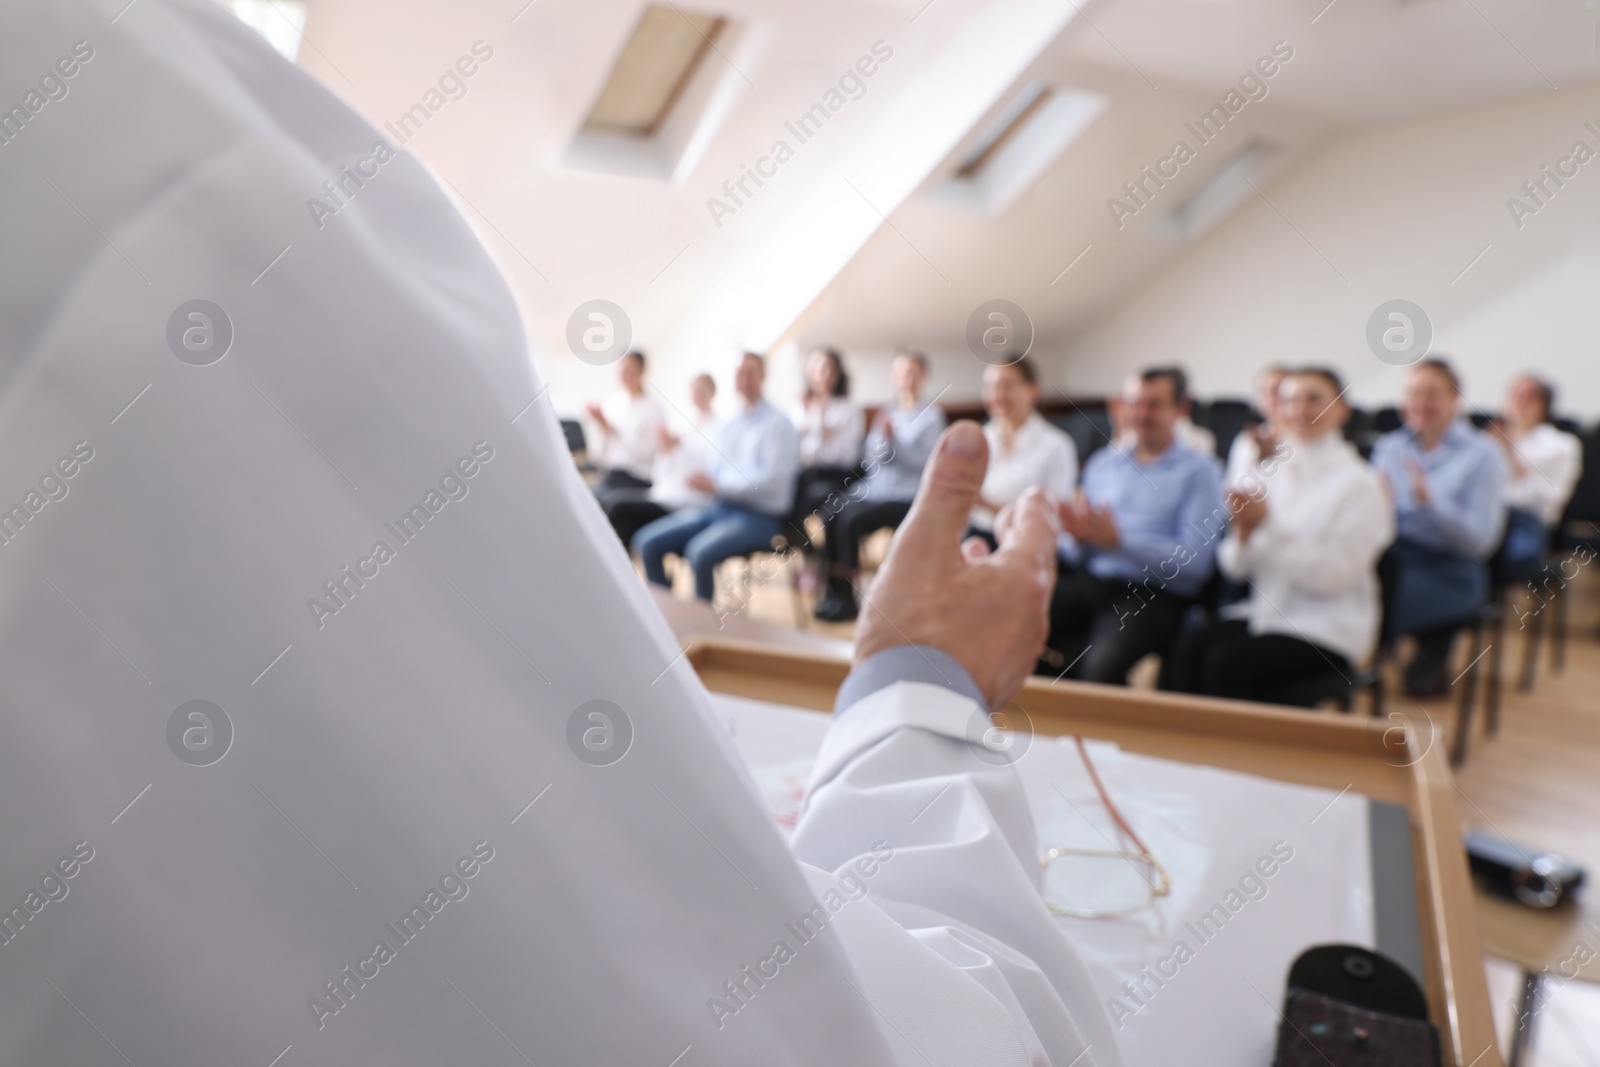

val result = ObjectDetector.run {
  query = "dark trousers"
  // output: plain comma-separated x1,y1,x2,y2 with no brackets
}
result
821,499,913,572
603,494,670,552
593,468,651,510
789,467,857,550
1043,568,1190,685
1160,617,1351,704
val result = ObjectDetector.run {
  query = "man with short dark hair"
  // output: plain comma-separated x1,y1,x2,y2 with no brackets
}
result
586,349,663,504
1045,368,1224,684
1113,366,1216,456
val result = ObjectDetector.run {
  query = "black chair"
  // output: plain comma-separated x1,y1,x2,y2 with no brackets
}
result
1194,399,1257,460
1468,411,1498,431
1344,407,1388,460
1546,424,1600,668
1344,407,1402,461
559,418,586,454
559,418,598,476
1287,545,1494,765
1552,416,1585,439
1479,529,1540,737
1048,406,1115,466
1445,595,1501,767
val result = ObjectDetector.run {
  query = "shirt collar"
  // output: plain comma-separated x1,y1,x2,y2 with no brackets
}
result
1120,438,1186,470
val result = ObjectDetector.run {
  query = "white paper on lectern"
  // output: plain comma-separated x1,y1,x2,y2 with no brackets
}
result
716,692,1375,1067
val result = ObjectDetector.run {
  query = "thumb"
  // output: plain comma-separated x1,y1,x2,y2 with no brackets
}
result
896,421,989,560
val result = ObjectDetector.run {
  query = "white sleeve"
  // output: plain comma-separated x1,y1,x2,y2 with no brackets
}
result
1527,431,1584,524
790,671,1123,1067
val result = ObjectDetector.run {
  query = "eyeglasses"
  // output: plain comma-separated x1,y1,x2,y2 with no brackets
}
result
1042,736,1172,920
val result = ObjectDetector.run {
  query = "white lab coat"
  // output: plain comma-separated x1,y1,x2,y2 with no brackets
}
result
0,3,1118,1065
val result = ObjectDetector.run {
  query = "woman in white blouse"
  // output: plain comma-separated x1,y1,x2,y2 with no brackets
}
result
792,346,866,541
1490,374,1583,572
1160,368,1395,703
972,357,1078,533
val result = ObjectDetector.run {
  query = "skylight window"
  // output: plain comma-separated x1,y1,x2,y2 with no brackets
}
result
563,5,748,183
953,83,1053,179
935,83,1106,216
582,6,728,138
219,0,308,63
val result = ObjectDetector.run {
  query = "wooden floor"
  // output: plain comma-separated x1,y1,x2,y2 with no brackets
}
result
695,551,1600,1065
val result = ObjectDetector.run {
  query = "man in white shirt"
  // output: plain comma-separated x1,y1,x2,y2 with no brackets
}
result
1161,368,1395,703
586,350,664,501
636,353,802,601
1,5,1119,1064
973,357,1078,533
602,372,719,549
1490,374,1583,574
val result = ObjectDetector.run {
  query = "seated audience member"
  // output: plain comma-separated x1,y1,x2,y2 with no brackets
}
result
791,346,865,544
1047,368,1225,684
972,357,1078,536
812,349,948,622
1371,359,1507,696
1113,366,1217,457
1160,368,1394,703
586,350,664,504
1490,373,1583,573
603,373,719,550
636,353,800,601
1224,364,1290,488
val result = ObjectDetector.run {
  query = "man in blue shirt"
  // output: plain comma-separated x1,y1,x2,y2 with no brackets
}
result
1370,359,1507,696
813,350,948,622
1046,368,1224,684
636,352,801,601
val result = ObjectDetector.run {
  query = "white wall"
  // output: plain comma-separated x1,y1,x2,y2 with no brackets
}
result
1056,84,1600,420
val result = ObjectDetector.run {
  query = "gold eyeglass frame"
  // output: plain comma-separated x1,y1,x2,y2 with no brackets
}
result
1041,846,1173,920
1041,736,1173,920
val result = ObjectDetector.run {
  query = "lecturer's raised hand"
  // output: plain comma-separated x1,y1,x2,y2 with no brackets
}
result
854,421,1060,709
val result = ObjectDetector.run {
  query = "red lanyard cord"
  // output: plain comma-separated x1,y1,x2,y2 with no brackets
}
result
1073,734,1157,862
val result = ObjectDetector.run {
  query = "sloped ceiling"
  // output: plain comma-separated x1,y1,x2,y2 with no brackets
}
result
284,0,1599,406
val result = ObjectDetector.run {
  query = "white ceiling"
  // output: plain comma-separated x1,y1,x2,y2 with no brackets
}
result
285,0,1599,401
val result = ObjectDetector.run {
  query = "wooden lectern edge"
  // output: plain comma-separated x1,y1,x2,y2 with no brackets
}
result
1411,724,1502,1066
683,636,1502,1067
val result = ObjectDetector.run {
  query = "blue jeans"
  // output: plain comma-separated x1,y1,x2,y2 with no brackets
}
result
635,502,782,601
1388,537,1489,635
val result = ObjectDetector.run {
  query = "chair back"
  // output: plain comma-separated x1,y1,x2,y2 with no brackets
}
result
1558,425,1600,527
1551,416,1585,439
1194,398,1257,459
1048,407,1116,466
1371,407,1402,435
559,418,587,454
1343,407,1380,458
